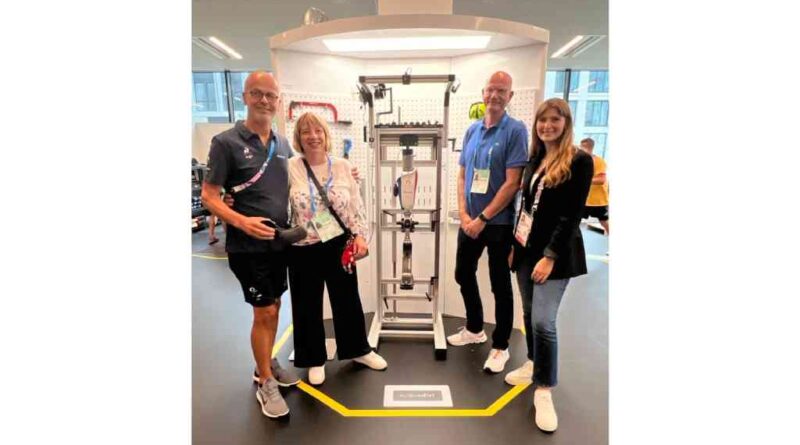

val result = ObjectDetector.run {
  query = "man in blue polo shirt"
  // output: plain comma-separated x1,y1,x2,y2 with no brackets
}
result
447,71,528,374
202,71,301,419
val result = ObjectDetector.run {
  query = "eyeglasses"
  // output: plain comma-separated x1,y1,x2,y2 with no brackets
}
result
247,90,280,102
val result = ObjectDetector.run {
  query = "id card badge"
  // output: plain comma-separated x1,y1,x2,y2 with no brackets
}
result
312,210,344,242
514,211,533,245
470,169,490,194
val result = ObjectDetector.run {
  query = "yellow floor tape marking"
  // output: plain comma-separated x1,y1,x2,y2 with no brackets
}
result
270,322,531,417
192,254,228,260
296,381,530,417
272,324,294,358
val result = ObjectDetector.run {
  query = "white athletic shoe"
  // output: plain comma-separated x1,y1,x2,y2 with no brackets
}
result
308,365,325,385
504,360,534,385
446,326,488,346
483,348,510,373
353,351,388,370
533,389,558,432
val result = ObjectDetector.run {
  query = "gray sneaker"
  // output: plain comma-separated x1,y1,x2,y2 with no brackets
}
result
256,377,289,418
252,359,301,387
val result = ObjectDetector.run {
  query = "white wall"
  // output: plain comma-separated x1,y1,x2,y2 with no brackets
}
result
192,123,233,164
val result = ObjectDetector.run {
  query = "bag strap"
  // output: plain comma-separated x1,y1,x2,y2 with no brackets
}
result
302,158,353,237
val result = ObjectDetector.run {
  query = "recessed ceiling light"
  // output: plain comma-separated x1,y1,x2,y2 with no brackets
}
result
551,35,605,58
323,36,491,52
208,36,243,60
192,37,226,60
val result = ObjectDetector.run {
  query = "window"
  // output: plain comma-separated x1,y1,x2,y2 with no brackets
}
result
192,71,257,123
545,70,564,99
554,70,581,94
229,71,251,121
192,72,229,123
569,100,578,118
585,100,609,127
582,133,608,158
589,71,609,93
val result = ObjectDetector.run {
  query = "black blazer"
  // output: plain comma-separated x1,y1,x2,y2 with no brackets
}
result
512,148,594,280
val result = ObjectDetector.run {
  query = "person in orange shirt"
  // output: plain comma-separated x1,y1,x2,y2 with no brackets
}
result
580,137,609,235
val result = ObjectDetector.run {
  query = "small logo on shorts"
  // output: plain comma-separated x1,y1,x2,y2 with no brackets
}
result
249,286,262,302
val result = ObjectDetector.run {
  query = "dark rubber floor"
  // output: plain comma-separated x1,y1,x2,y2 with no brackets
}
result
192,226,608,445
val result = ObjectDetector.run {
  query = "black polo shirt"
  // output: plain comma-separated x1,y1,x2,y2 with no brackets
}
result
205,121,294,253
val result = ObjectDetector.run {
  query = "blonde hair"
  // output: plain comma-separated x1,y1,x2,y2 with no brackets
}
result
292,112,332,154
530,98,576,187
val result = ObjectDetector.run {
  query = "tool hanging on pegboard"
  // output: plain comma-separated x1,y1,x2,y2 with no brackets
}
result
342,138,353,159
287,101,352,125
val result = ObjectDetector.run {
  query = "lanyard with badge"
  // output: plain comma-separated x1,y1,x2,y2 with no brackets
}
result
468,114,508,206
514,169,546,245
230,139,276,193
307,156,345,242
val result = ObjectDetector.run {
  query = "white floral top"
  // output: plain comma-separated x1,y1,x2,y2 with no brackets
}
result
288,155,368,245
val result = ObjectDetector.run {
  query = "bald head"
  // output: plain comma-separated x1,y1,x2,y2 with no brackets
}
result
482,71,514,118
486,71,513,90
244,70,279,92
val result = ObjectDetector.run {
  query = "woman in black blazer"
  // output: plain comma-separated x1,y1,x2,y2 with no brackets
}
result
507,98,593,432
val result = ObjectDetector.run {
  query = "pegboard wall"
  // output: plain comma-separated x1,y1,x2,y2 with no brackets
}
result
281,90,368,169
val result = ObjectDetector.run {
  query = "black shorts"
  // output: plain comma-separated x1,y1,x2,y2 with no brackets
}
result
583,205,609,222
227,252,288,307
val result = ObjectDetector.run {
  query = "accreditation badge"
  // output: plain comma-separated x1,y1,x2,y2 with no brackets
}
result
470,169,490,194
312,210,345,242
514,211,533,245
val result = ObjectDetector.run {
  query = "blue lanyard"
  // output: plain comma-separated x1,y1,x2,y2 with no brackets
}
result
308,156,333,215
471,113,508,171
230,138,276,193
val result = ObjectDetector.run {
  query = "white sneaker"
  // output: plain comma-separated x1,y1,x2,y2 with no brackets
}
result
308,365,325,385
483,348,510,373
446,326,488,346
533,389,558,432
504,360,534,385
353,351,388,370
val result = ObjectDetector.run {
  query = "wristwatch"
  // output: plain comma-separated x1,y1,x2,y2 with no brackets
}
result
478,212,490,222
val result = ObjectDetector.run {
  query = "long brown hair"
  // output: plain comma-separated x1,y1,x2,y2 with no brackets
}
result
530,98,576,187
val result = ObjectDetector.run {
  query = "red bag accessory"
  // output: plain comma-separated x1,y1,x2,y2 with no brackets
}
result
341,236,357,274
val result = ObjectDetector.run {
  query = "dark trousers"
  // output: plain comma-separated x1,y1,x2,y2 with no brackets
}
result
287,235,372,368
454,225,514,350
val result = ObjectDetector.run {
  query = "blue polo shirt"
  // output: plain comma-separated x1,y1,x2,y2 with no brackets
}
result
205,121,294,253
459,112,529,225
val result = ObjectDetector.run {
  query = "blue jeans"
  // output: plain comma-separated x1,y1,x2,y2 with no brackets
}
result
515,255,570,387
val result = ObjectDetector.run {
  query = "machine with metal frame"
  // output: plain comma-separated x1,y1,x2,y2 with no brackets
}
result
359,74,457,360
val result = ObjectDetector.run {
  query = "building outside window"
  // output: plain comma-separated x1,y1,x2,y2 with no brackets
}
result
553,70,581,94
585,100,609,127
229,71,250,121
192,71,253,123
544,70,609,159
192,72,229,123
589,70,608,93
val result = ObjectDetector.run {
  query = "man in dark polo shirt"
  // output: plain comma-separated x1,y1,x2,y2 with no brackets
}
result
202,70,300,419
